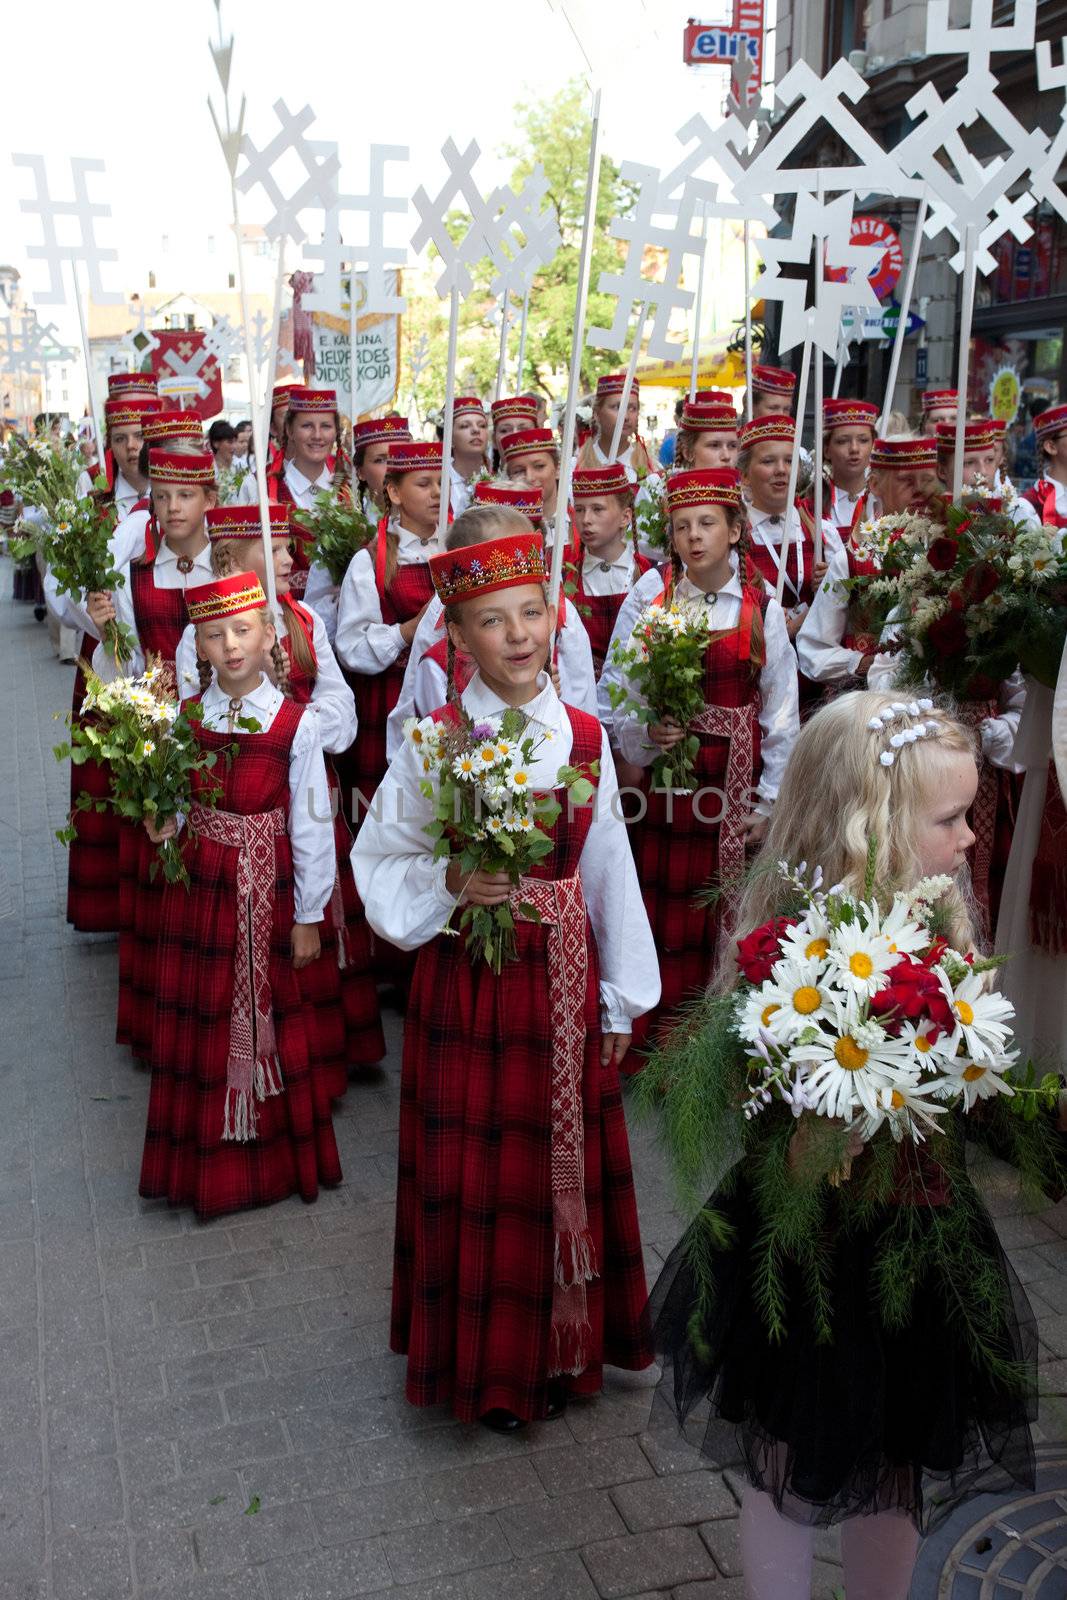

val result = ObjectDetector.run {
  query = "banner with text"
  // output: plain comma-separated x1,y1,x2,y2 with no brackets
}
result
309,271,401,419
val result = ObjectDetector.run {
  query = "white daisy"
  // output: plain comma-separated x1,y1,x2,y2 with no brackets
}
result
826,920,898,998
898,1018,958,1071
452,752,478,782
792,1026,916,1122
749,957,846,1047
141,740,155,757
878,896,933,958
780,907,833,968
473,740,501,773
861,1078,950,1142
485,816,505,836
506,765,532,795
937,971,1016,1063
947,1059,1016,1111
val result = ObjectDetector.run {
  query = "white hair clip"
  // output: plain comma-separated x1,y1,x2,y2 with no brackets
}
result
867,716,884,730
880,751,896,767
872,703,943,769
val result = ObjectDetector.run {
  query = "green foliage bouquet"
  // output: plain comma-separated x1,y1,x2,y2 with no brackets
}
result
294,489,376,586
408,706,596,973
608,599,713,792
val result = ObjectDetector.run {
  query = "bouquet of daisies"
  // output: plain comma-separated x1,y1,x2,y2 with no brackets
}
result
407,706,597,973
731,863,1030,1151
633,473,669,553
609,600,714,793
294,488,376,586
54,665,227,884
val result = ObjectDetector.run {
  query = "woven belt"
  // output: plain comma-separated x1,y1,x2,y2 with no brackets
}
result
190,802,287,1141
688,700,758,931
512,870,598,1378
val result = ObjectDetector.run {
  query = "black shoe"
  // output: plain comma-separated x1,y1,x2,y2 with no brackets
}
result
545,1381,568,1420
479,1408,526,1434
33,605,46,622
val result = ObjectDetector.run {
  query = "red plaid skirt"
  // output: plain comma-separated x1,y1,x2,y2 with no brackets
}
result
65,648,120,932
116,822,165,1058
391,711,651,1421
140,712,341,1220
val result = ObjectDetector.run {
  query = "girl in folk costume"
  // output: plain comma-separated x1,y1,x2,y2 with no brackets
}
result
917,385,958,434
383,487,599,757
86,449,218,1060
738,414,842,632
334,440,444,826
489,394,538,471
502,428,561,529
648,693,1039,1600
613,469,799,1042
673,398,740,472
59,392,164,934
353,522,660,1428
174,504,385,1087
934,419,1039,528
141,572,341,1219
797,436,941,694
814,397,877,536
745,363,797,422
449,396,490,515
1021,403,1067,525
304,413,413,646
567,464,653,677
267,379,299,473
575,373,658,483
244,386,348,593
74,375,160,507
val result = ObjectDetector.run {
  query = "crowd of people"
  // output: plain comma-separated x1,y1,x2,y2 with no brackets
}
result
5,355,1066,1599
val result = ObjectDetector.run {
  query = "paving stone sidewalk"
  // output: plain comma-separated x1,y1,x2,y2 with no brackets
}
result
1,573,1066,1600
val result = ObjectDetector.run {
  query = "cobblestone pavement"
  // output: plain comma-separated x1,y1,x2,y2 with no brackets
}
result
2,575,1067,1600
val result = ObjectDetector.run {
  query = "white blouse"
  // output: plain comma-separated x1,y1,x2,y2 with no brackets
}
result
91,538,215,682
237,458,332,509
611,564,799,808
353,670,661,1031
383,591,598,759
197,674,335,924
45,478,150,639
795,543,867,684
334,525,443,673
745,505,843,609
578,547,644,597
174,602,356,756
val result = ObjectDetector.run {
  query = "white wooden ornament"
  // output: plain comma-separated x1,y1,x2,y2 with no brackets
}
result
410,138,511,299
202,313,245,367
756,191,884,358
656,111,777,228
302,145,410,319
236,100,340,246
12,154,123,307
1026,38,1067,226
589,162,708,360
487,165,562,300
118,301,161,366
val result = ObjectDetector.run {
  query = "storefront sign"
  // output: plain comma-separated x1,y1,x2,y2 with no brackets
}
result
826,216,903,300
683,2,764,104
989,364,1022,425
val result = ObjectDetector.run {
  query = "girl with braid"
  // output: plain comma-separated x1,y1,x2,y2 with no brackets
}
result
174,504,385,1092
141,572,341,1219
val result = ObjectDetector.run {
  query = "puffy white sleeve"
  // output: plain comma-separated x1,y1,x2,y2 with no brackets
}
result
755,600,800,807
303,559,339,645
596,566,663,733
334,547,406,672
305,611,357,755
1011,494,1040,529
44,564,94,637
795,545,864,684
983,671,1027,772
175,621,200,699
580,724,661,1030
867,615,903,692
385,601,446,758
90,568,143,682
351,739,458,950
287,711,336,924
557,603,598,715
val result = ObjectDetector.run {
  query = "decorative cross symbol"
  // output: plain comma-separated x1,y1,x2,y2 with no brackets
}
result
12,153,123,306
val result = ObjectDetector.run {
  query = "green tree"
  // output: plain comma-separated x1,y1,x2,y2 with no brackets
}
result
397,80,634,418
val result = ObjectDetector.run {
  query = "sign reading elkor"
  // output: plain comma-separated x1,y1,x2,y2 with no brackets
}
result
683,3,764,105
309,270,400,417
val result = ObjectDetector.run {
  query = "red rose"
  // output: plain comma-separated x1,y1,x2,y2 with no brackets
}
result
927,537,960,572
736,917,797,984
960,560,999,605
926,611,968,656
870,955,955,1038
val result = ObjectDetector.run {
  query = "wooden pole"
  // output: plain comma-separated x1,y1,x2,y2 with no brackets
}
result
349,263,360,501
494,294,512,403
743,221,754,421
952,223,978,502
69,260,101,460
688,202,707,402
608,301,647,464
812,185,824,568
515,288,530,393
265,235,286,417
226,179,278,611
774,317,813,608
548,87,602,613
436,283,461,544
878,189,929,439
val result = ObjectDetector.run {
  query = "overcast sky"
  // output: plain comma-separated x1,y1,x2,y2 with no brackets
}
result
0,0,772,344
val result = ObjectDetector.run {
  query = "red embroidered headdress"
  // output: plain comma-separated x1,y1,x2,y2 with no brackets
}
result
822,398,878,433
571,464,633,501
286,387,338,414
453,396,486,418
869,437,938,471
205,504,291,540
107,373,158,398
738,414,795,448
472,481,544,514
681,400,738,434
1035,403,1067,441
751,364,796,397
352,415,411,450
596,372,639,398
935,419,997,451
386,440,443,474
490,396,538,427
501,427,557,461
147,448,215,485
920,388,958,413
694,389,735,407
104,396,164,430
142,410,205,446
665,468,743,512
429,532,547,607
187,572,267,623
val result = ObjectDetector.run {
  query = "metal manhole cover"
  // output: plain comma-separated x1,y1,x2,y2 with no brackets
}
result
911,1450,1067,1597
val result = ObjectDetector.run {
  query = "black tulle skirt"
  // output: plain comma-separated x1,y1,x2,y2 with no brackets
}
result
648,1172,1037,1531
